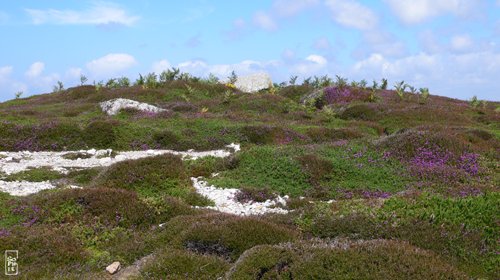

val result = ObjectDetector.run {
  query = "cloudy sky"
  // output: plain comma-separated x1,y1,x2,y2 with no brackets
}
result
0,0,499,101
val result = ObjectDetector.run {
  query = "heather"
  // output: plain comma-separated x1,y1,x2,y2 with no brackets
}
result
0,73,498,279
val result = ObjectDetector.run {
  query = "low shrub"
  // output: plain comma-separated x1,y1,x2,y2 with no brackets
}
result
83,120,117,149
94,154,206,205
296,154,334,186
234,187,275,203
25,188,157,228
0,225,88,278
339,104,379,121
152,129,181,149
306,127,362,143
209,146,311,196
277,85,314,102
159,213,299,261
139,248,229,279
227,240,467,279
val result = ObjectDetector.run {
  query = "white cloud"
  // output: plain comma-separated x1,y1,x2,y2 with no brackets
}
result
292,54,330,76
152,60,172,74
0,66,13,80
66,67,83,79
325,0,378,30
25,62,45,78
25,3,139,26
450,34,474,52
351,51,500,100
86,53,136,77
306,54,328,65
253,11,278,31
384,0,481,24
272,0,319,17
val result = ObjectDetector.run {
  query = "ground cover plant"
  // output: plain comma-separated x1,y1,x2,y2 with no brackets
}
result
0,71,498,279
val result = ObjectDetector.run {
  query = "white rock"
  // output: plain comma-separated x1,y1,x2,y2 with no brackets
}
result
0,180,56,196
106,261,121,274
99,98,167,116
234,73,273,93
0,145,242,196
191,177,288,216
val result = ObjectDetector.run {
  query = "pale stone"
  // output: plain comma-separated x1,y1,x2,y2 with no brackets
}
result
99,98,167,116
106,261,121,274
234,72,273,93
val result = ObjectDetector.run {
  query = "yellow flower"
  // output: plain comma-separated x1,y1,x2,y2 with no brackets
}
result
225,83,236,89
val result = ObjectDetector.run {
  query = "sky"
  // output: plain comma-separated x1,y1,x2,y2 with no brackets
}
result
0,0,499,102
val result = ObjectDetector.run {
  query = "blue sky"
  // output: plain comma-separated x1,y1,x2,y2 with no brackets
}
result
0,0,499,101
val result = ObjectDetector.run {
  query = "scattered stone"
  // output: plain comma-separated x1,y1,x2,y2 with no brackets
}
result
234,72,273,93
99,98,167,116
191,177,288,216
106,261,121,274
0,144,240,196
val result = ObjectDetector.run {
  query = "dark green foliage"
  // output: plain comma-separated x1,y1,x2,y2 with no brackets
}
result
139,248,229,279
158,213,299,261
209,146,311,196
27,188,157,228
94,154,208,205
0,225,88,279
152,129,181,149
83,120,117,149
297,154,334,185
240,125,277,145
339,104,379,121
277,85,314,102
306,127,362,143
228,241,468,279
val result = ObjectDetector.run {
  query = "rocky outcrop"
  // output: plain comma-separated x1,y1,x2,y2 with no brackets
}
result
191,177,288,216
99,98,167,116
234,72,273,93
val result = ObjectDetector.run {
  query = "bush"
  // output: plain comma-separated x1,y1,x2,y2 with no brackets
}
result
240,125,306,145
234,187,275,203
227,240,468,279
339,104,379,121
0,225,88,278
306,127,362,143
209,146,311,196
296,154,334,186
26,188,157,228
94,154,206,205
139,248,229,279
152,129,181,149
83,120,117,149
160,213,299,261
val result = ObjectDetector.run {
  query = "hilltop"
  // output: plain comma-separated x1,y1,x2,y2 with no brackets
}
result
0,72,499,279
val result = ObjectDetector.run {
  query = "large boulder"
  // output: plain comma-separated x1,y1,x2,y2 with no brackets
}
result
234,72,273,93
99,98,167,116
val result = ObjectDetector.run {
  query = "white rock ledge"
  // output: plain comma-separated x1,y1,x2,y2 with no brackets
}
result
99,98,167,116
0,144,240,196
191,177,288,216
